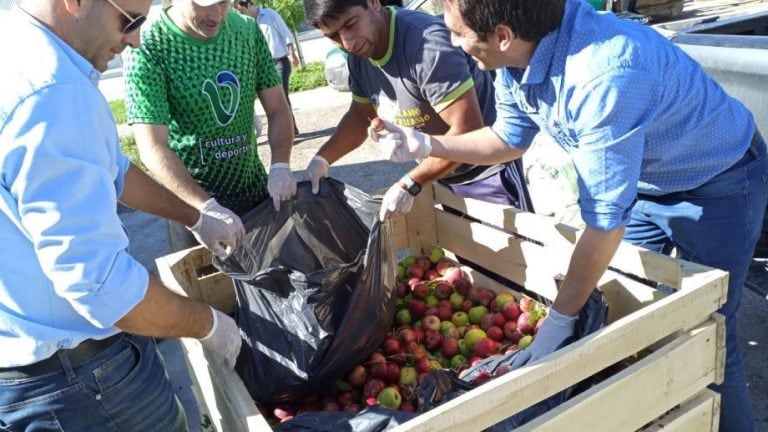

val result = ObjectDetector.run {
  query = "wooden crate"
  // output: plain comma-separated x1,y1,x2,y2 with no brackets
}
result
156,183,726,431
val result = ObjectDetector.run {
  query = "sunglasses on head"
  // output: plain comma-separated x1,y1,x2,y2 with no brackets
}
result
104,0,147,34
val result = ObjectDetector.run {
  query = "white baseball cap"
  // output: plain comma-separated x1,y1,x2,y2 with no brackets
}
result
192,0,229,7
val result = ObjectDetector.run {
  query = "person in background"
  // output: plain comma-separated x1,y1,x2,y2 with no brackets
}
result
124,0,297,254
372,0,765,430
0,0,242,429
302,0,533,221
235,0,301,135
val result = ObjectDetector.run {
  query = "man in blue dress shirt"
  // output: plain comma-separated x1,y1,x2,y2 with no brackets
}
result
0,0,244,429
372,0,765,430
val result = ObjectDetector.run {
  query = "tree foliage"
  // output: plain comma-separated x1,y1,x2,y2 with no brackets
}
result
260,0,305,32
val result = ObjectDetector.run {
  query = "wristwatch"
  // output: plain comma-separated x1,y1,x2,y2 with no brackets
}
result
400,174,422,196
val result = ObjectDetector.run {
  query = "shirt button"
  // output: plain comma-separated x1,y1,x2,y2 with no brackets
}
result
96,394,102,401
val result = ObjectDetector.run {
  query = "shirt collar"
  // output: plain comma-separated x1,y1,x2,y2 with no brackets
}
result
14,6,101,84
507,0,579,86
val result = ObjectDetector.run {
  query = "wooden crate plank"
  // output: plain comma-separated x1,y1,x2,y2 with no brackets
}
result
517,320,721,431
180,339,270,432
400,183,438,255
434,210,563,299
391,273,725,432
432,183,686,289
155,246,236,314
641,390,720,432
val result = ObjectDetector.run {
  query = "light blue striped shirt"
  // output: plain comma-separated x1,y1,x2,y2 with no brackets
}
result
0,8,148,367
492,0,755,231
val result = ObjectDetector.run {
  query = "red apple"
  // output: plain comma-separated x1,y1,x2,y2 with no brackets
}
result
363,378,386,398
406,265,425,280
486,326,504,342
422,315,442,332
346,364,368,387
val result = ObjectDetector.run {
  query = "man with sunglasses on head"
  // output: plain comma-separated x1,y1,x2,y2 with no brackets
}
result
124,0,297,255
234,0,301,136
0,0,245,429
302,0,533,221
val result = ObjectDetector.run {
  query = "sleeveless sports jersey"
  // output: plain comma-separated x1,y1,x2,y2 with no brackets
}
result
124,9,280,215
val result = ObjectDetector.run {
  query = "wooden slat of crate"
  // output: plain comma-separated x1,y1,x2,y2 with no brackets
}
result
516,319,721,431
389,275,725,432
641,390,721,432
179,338,270,432
156,246,235,314
432,183,687,289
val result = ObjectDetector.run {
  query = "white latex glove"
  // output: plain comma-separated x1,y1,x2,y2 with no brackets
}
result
188,198,245,259
305,155,329,194
199,306,242,369
379,183,414,221
368,119,432,162
267,163,297,211
509,308,576,369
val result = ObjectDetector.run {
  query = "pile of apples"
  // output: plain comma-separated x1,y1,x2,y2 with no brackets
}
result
260,245,548,425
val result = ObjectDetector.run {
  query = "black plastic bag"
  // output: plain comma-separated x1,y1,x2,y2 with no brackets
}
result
274,407,417,432
213,178,398,403
416,289,610,430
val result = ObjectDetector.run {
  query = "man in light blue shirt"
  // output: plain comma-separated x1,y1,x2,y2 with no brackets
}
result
0,0,244,429
372,0,765,430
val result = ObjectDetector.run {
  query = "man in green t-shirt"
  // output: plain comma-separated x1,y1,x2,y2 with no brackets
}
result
124,0,297,252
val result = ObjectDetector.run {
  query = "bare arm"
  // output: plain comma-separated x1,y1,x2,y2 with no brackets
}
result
258,84,294,164
407,89,484,186
119,163,198,227
115,275,213,339
131,123,210,208
427,127,526,165
288,43,299,67
554,226,625,316
317,101,378,164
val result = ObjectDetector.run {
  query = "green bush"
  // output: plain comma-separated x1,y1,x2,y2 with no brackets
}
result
119,133,146,171
289,61,327,93
109,99,127,124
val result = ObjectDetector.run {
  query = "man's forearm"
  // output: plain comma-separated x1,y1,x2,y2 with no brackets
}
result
429,127,525,165
317,103,374,164
266,103,294,164
132,124,211,207
407,157,459,185
553,226,625,316
120,163,199,227
115,275,213,339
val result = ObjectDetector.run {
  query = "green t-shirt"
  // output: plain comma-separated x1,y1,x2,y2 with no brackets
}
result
124,9,280,215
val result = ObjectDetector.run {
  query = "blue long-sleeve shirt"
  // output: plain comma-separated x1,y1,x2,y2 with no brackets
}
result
492,0,755,231
0,8,149,367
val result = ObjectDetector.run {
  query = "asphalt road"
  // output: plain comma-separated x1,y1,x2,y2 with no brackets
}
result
120,86,767,430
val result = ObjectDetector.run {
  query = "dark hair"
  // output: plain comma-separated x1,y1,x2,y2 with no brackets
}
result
303,0,370,27
380,0,403,6
237,0,252,6
452,0,565,42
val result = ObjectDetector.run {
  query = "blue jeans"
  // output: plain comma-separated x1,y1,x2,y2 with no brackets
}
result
0,334,187,431
624,133,768,432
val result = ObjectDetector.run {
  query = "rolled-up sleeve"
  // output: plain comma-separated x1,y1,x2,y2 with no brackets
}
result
491,71,539,150
6,84,148,328
567,69,660,231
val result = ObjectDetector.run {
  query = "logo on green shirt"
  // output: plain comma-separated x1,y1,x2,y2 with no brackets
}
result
202,71,241,126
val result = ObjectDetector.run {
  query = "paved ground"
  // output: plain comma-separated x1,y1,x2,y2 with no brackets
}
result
120,85,767,430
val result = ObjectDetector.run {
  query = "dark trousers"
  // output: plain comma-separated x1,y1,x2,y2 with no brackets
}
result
274,56,298,134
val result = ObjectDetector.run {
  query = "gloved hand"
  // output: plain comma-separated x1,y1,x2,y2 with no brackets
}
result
199,306,242,369
305,155,329,194
267,163,297,211
188,198,245,259
509,308,577,369
379,183,414,221
368,118,432,162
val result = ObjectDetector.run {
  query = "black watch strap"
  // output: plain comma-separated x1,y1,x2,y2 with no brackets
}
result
400,174,422,196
